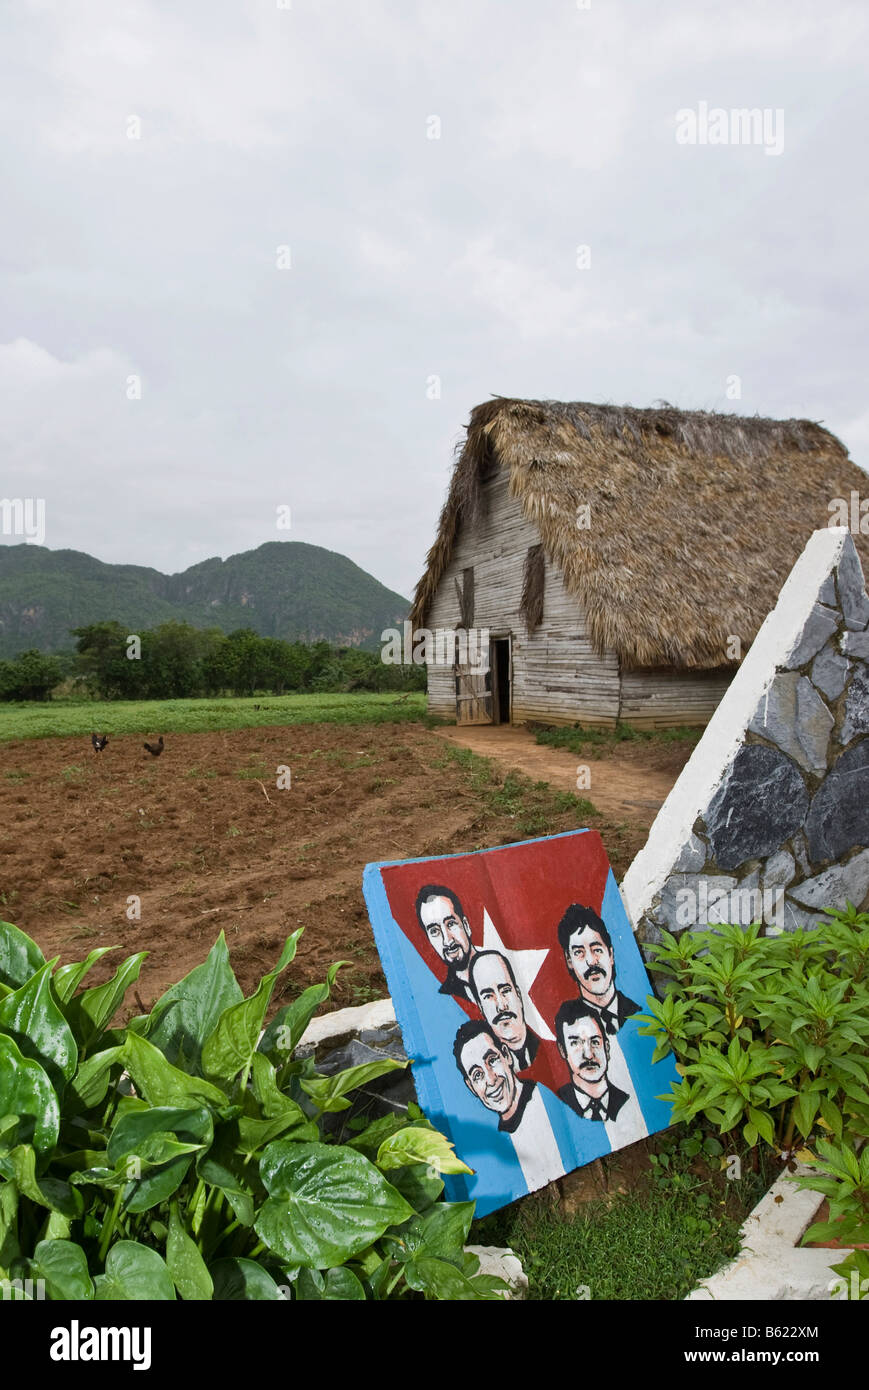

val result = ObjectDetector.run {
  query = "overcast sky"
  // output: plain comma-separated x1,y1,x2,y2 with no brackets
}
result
1,0,867,600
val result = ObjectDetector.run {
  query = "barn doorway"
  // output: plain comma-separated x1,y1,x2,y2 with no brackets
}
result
490,636,512,725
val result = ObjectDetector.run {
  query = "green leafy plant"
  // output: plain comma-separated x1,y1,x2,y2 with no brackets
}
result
792,1138,869,1300
0,919,504,1301
637,906,869,1298
636,908,869,1154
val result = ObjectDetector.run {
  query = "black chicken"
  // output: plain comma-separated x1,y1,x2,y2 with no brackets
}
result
91,733,109,753
143,736,165,757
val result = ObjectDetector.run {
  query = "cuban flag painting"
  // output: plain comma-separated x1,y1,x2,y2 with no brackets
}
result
363,828,679,1218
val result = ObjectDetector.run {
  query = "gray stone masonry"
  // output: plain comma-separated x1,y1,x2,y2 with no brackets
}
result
638,534,869,944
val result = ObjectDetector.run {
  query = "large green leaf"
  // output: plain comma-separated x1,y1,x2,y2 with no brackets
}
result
0,1034,59,1154
376,1125,473,1175
258,961,346,1064
0,961,78,1092
52,948,115,1005
146,932,243,1074
412,1202,475,1260
64,951,148,1053
404,1255,501,1300
67,1046,124,1112
201,931,302,1088
236,1109,312,1155
0,1180,20,1269
0,920,45,990
255,1141,414,1269
346,1113,409,1156
93,1241,176,1300
295,1266,366,1300
386,1162,444,1213
3,1144,84,1218
209,1257,284,1301
107,1106,212,1169
235,1054,310,1153
195,1124,260,1227
107,1106,213,1214
300,1058,407,1114
33,1239,94,1300
249,1052,303,1120
121,1033,228,1110
166,1206,213,1301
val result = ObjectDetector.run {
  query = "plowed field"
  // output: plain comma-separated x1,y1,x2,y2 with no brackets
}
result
0,722,672,1018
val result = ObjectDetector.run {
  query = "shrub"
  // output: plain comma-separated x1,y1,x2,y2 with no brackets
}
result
0,920,504,1301
635,904,869,1298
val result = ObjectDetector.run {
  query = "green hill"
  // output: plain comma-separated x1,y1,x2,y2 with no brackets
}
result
0,542,411,657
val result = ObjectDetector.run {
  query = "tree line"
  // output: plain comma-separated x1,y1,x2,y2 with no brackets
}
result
0,621,424,702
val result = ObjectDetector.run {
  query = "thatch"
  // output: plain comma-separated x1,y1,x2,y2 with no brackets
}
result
410,397,868,669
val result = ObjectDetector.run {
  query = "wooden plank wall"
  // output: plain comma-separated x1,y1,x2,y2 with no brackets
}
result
619,667,733,728
425,471,620,724
423,469,734,728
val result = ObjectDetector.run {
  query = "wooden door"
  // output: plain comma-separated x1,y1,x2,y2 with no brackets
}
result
455,657,493,725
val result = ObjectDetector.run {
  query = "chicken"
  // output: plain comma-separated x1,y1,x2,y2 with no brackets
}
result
143,736,165,757
91,733,109,753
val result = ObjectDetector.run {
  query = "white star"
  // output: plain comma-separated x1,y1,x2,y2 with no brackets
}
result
479,908,555,1042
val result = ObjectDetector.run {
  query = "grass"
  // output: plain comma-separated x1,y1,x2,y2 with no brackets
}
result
438,744,597,840
474,1133,776,1300
533,720,702,758
0,692,428,742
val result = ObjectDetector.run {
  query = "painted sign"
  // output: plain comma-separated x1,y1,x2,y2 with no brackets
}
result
363,829,678,1217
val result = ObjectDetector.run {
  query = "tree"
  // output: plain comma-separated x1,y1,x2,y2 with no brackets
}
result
0,649,63,701
72,621,139,699
144,622,206,699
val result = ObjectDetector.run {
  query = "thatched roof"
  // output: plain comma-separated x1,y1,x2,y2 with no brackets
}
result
410,397,868,670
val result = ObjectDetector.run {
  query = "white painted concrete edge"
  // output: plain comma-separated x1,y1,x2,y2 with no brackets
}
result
686,1161,854,1301
621,527,850,930
297,995,396,1050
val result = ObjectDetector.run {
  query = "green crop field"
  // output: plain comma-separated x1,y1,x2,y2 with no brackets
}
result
0,691,428,741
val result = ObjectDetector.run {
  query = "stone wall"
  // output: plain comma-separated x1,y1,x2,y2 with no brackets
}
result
622,529,869,945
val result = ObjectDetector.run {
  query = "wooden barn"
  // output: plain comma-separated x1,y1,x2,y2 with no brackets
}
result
409,397,868,729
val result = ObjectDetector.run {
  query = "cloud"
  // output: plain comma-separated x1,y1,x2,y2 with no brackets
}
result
0,0,866,599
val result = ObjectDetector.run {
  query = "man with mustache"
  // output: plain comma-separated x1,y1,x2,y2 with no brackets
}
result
469,949,541,1071
554,999,629,1122
556,904,640,1035
415,884,478,1002
453,1019,607,1194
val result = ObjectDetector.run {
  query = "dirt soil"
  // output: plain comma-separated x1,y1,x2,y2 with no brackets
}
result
434,724,691,826
0,722,685,1020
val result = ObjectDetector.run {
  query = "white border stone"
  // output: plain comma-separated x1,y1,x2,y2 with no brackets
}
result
687,1162,853,1301
298,996,397,1049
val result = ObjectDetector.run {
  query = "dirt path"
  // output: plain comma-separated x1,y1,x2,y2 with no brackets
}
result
433,724,692,830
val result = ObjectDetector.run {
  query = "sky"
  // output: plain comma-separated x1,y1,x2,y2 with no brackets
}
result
1,0,868,601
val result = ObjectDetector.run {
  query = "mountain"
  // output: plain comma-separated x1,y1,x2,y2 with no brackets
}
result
0,542,411,657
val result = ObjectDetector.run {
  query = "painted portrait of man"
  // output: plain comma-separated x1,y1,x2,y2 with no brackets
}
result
469,949,541,1071
415,884,478,1003
553,999,629,1122
556,904,640,1034
452,1019,531,1133
368,828,675,1215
